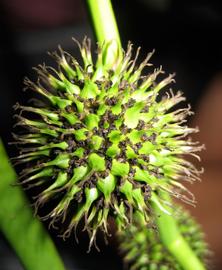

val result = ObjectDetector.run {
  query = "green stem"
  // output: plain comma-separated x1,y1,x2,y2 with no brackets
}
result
0,139,65,270
86,1,206,269
86,0,121,46
151,192,206,270
86,0,122,67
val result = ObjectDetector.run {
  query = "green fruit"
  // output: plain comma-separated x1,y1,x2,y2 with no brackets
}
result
13,38,203,249
118,207,209,270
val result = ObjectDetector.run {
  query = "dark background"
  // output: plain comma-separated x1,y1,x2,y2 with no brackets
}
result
0,0,222,269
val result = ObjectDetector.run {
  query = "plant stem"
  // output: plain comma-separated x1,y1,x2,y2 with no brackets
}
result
0,139,65,270
86,0,122,67
86,0,121,46
86,1,207,269
151,192,206,270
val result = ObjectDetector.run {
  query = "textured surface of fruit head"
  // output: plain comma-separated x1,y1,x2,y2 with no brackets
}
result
13,38,203,249
118,207,209,270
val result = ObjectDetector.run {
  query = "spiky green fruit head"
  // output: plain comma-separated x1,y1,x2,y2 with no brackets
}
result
13,38,203,249
118,206,210,270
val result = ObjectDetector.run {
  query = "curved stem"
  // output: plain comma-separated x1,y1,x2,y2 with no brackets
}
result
151,192,206,270
0,139,65,270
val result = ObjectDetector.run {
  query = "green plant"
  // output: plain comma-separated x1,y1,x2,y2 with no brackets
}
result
0,0,209,269
13,36,202,246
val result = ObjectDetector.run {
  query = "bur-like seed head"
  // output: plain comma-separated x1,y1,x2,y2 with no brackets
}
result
118,207,210,270
13,38,203,248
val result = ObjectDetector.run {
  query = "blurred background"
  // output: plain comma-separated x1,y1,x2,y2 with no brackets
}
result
0,0,222,269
